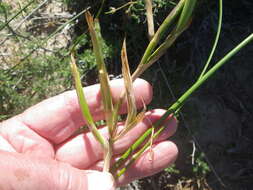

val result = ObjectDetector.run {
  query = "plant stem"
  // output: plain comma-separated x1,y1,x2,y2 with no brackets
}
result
111,33,253,174
96,0,106,18
138,0,185,65
198,0,223,80
115,126,165,178
170,33,253,113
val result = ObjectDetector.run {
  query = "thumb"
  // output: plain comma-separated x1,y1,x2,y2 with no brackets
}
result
0,151,115,190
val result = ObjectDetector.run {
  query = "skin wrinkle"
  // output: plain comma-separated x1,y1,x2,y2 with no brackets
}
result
0,135,16,152
1,118,54,158
53,161,87,190
0,125,17,153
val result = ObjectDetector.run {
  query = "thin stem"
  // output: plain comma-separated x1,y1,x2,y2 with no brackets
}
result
96,0,106,18
111,33,253,174
198,0,223,80
0,0,36,31
170,33,253,113
110,127,155,174
105,2,137,15
138,0,185,66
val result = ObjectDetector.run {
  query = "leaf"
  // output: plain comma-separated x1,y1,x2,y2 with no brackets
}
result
132,0,186,80
70,52,96,128
112,40,147,141
85,11,114,136
70,52,107,148
176,0,197,33
121,39,137,126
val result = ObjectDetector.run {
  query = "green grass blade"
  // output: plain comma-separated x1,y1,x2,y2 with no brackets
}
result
85,12,114,136
198,0,223,80
70,52,107,149
132,0,185,80
175,0,197,33
70,53,96,128
169,33,253,114
110,127,154,174
139,0,185,65
96,0,106,18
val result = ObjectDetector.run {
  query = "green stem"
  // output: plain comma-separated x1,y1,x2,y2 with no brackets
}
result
138,0,185,66
170,33,253,113
115,126,165,178
111,33,253,174
198,0,223,80
96,0,106,18
110,127,153,173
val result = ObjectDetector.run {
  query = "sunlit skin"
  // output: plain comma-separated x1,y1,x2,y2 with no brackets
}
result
0,79,178,190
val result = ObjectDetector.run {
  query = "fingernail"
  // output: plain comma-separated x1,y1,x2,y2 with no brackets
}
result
85,170,115,190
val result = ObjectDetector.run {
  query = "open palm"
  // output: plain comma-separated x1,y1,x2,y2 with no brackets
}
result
0,79,178,190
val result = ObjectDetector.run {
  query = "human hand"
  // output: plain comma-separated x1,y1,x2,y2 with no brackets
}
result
0,79,178,190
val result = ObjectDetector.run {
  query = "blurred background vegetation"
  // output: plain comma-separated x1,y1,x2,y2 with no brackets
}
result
0,0,252,189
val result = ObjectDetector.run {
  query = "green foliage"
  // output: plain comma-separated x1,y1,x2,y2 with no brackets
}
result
130,0,175,23
193,152,210,176
0,2,12,14
164,164,180,174
74,33,113,73
0,52,72,120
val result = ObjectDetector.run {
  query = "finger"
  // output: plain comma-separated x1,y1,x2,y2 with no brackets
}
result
117,141,178,186
17,78,152,144
0,151,115,190
89,141,178,187
0,119,54,158
55,109,177,169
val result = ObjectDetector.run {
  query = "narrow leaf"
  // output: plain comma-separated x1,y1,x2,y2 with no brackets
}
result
176,0,197,33
121,39,137,126
70,52,96,128
85,12,114,136
70,52,107,149
132,0,186,80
